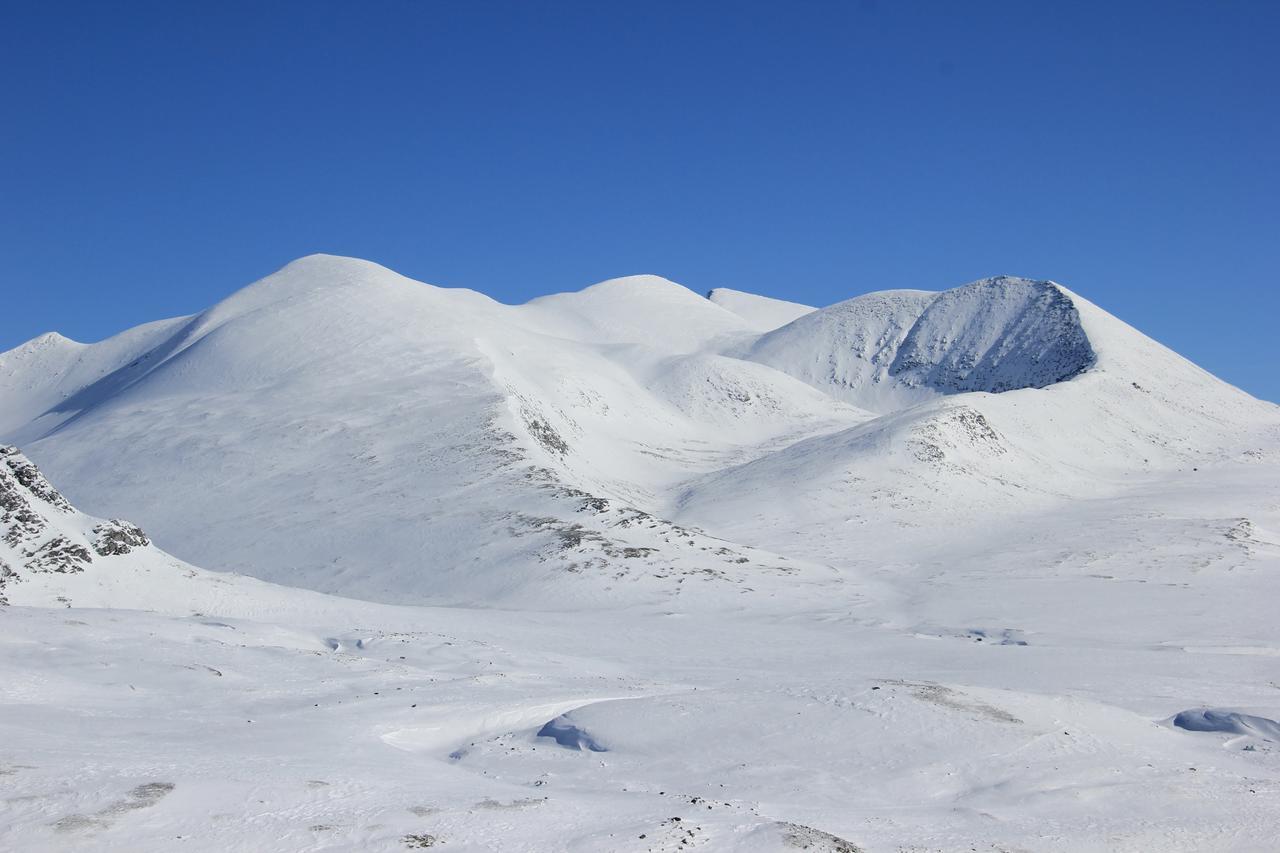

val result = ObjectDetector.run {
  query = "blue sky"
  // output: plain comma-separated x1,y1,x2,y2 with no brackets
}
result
2,1,1277,400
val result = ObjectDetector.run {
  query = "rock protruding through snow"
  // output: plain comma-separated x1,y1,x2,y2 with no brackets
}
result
0,444,154,603
92,519,151,556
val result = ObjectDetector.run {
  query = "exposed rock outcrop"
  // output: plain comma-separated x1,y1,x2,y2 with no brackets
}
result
0,444,152,602
93,520,151,556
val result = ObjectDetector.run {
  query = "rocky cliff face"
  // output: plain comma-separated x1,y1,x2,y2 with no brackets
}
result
0,445,150,603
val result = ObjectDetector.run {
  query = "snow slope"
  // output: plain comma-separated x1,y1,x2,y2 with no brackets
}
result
4,449,1280,853
705,287,815,331
3,256,1280,851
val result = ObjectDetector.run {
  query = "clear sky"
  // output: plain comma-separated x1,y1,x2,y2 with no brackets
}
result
2,1,1277,400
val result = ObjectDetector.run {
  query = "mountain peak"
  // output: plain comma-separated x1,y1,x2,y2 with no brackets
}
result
550,274,709,307
275,252,396,277
583,273,685,290
525,274,751,350
243,253,411,297
742,276,1099,411
9,330,82,353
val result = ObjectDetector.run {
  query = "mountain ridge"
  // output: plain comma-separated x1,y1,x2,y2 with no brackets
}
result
1,255,1276,607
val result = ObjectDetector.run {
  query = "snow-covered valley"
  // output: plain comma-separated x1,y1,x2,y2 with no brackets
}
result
3,256,1280,851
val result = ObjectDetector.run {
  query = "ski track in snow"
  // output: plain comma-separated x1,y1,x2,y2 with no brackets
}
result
2,256,1280,851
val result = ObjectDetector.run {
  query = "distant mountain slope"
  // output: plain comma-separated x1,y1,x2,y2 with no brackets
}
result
1,256,1276,607
706,287,815,331
527,274,752,350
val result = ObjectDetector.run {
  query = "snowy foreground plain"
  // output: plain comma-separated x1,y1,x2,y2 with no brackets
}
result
3,256,1280,852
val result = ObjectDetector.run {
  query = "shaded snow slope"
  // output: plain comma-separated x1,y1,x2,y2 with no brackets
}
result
890,277,1095,393
0,317,193,442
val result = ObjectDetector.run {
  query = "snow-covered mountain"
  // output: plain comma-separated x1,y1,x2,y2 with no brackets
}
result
1,255,1274,607
4,256,1280,852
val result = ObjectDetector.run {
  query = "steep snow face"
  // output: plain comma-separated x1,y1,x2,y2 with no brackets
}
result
705,287,815,331
742,288,938,412
742,277,1096,412
888,277,1095,393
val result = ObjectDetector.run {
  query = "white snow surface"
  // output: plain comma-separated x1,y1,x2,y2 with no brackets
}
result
705,287,816,331
3,255,1280,851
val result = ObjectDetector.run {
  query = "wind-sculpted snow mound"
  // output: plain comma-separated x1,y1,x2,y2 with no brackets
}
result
743,277,1096,411
1171,708,1280,742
